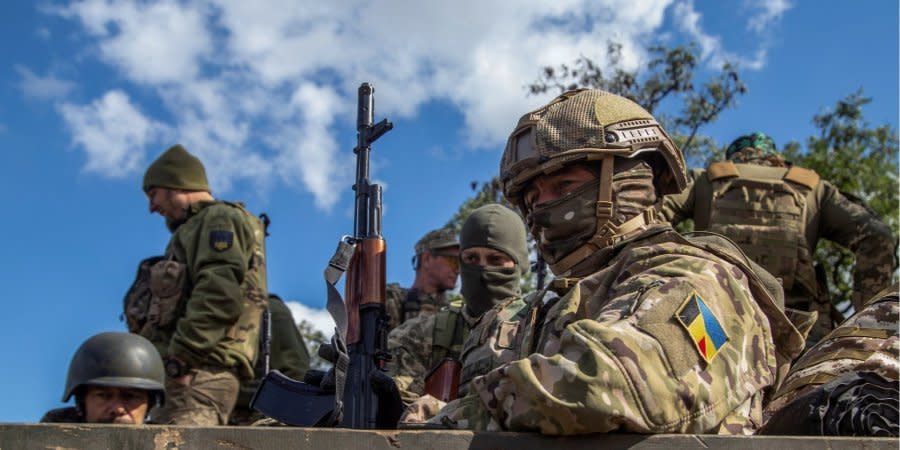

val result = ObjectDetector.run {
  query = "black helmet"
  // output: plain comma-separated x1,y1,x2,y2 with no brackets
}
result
63,332,166,406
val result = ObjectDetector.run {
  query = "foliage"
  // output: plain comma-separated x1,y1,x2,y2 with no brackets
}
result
297,319,329,370
528,42,746,162
783,91,899,311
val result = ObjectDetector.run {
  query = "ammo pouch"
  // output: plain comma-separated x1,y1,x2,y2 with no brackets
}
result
122,255,165,333
147,259,188,329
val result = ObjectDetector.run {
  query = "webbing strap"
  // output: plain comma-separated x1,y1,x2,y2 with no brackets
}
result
322,237,356,424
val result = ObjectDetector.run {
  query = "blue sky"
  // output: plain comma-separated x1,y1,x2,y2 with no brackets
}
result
0,0,896,422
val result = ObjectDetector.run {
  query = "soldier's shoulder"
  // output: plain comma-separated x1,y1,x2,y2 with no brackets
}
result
40,407,82,423
386,283,408,298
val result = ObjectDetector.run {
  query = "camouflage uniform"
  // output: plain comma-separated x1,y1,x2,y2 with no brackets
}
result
231,294,311,425
385,284,451,332
660,132,896,343
384,228,459,330
429,90,803,435
395,204,530,420
137,145,269,426
388,299,473,404
761,284,899,436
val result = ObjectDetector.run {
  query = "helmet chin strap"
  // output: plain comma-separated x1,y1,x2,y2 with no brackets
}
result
549,155,656,275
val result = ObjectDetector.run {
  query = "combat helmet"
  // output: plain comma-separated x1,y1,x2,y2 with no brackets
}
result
63,332,166,406
500,89,687,273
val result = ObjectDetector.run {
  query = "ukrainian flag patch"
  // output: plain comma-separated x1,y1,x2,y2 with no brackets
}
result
675,291,728,363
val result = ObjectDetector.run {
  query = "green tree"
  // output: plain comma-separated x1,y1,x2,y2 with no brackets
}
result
783,91,899,312
528,42,746,162
297,319,329,370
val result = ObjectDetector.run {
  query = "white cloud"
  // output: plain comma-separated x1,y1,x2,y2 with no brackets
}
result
672,0,769,70
284,301,336,339
58,90,170,177
15,66,75,101
55,0,212,84
746,0,792,33
49,0,780,207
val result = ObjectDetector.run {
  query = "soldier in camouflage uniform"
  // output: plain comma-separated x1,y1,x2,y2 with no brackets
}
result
42,332,165,424
760,283,899,436
388,204,529,406
385,228,460,331
135,144,268,425
230,293,311,425
429,89,804,435
660,132,896,344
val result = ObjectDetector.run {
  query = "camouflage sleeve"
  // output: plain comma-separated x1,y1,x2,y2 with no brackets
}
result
658,172,698,226
817,182,897,309
466,249,777,435
169,206,254,365
387,313,437,404
384,283,405,332
269,297,310,380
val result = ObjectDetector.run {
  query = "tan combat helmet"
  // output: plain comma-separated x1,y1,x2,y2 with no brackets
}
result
499,89,688,273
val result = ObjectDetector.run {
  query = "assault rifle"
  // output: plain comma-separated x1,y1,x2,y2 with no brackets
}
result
251,83,394,428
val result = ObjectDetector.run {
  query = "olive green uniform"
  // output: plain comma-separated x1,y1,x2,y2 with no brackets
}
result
231,295,311,425
145,200,268,425
660,161,896,343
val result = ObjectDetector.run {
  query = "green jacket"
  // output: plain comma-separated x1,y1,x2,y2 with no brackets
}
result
142,200,268,380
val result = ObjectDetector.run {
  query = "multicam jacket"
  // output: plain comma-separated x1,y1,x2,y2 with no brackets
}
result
430,226,803,435
661,162,896,343
761,284,899,435
140,200,268,380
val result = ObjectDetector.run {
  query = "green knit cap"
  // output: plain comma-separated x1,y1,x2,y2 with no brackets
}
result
142,144,210,192
460,204,529,276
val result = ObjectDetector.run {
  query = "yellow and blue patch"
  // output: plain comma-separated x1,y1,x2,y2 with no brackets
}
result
675,291,728,363
209,230,234,252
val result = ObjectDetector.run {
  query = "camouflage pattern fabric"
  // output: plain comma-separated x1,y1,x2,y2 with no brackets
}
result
457,295,532,398
140,200,268,382
384,283,450,331
153,366,240,426
725,132,784,166
414,228,459,256
400,394,447,424
660,163,896,344
231,296,311,425
40,407,83,423
761,284,899,436
387,302,473,404
429,227,802,435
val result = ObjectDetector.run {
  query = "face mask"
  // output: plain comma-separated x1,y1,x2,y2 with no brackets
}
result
460,262,520,317
526,178,602,268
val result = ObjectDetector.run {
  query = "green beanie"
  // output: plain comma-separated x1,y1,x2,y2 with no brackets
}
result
460,204,529,276
142,144,210,193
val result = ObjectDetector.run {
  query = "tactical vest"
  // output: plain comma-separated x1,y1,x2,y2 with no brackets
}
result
430,300,467,368
703,161,820,300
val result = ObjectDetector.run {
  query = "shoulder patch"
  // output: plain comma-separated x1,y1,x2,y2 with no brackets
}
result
209,230,234,252
675,291,729,363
